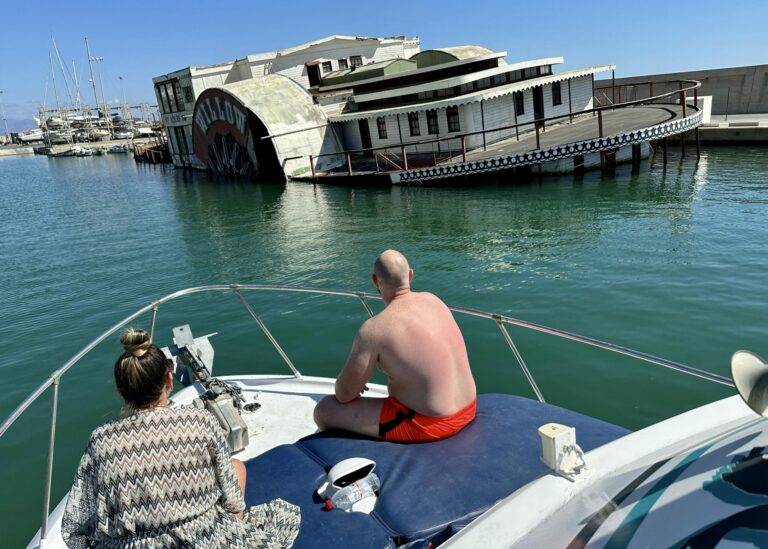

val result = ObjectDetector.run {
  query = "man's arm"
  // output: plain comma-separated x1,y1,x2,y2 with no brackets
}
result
335,322,377,403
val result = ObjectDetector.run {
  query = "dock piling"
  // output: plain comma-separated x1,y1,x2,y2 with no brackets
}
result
631,144,641,174
695,128,701,159
598,110,605,175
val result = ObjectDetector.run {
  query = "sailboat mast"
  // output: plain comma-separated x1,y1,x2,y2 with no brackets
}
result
51,36,74,109
49,51,61,115
72,60,81,110
84,37,99,115
48,50,70,145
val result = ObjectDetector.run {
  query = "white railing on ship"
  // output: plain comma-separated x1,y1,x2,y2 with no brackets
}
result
0,284,734,544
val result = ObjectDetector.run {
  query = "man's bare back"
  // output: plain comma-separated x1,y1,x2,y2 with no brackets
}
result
358,291,475,416
313,250,476,441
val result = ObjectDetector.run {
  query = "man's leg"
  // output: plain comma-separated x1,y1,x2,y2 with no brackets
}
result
313,396,385,438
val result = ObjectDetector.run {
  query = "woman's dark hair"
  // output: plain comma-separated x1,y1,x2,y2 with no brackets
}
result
114,328,170,410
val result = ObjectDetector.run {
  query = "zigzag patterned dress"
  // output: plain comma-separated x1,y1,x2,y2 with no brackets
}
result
61,406,300,548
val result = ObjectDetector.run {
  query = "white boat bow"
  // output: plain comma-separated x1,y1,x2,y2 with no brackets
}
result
3,284,760,549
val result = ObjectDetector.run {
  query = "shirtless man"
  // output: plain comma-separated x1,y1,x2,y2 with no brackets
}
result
313,250,477,442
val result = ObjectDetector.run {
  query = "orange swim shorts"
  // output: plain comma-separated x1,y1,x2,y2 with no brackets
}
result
378,396,477,442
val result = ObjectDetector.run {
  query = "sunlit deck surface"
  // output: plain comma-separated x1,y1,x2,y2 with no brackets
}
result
462,104,684,162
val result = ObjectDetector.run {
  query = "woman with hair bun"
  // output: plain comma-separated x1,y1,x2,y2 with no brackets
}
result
61,328,300,548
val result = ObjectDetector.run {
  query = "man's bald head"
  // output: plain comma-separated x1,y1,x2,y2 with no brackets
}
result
373,250,411,290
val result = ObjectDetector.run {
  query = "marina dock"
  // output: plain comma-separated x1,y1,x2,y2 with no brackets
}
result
0,145,35,157
699,113,768,143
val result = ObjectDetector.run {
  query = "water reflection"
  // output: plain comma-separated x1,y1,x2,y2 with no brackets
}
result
168,159,708,294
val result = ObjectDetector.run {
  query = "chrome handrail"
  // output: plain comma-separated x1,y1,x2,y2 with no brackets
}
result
1,281,735,437
0,283,734,542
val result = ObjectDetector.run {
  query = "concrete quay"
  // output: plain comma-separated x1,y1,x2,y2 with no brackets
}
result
699,113,768,143
0,145,35,157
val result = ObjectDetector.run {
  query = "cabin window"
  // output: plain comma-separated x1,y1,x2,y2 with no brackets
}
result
377,117,387,139
552,82,562,106
426,109,439,134
446,106,460,132
173,126,189,157
524,67,537,79
322,61,332,73
164,82,179,113
183,85,194,103
173,80,184,111
514,91,525,115
408,112,420,136
155,83,170,113
350,56,363,68
338,58,348,70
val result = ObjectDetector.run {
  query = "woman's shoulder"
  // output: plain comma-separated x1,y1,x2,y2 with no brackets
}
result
89,406,218,440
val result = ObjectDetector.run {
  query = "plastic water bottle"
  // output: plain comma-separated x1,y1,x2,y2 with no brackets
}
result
324,473,380,511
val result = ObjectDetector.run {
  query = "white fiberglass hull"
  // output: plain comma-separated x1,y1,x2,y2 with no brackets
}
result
29,377,757,549
445,394,761,548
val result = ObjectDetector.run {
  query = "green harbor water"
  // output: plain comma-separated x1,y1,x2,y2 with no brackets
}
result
1,148,767,545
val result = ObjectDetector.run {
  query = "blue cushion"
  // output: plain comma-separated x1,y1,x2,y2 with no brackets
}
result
244,444,396,548
245,394,629,547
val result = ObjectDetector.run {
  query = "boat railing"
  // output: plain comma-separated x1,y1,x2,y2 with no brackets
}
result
375,150,404,171
306,79,702,177
0,283,732,543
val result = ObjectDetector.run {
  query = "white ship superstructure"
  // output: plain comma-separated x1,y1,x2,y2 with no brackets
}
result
153,35,702,183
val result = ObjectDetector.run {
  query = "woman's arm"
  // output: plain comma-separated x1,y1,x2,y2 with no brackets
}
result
208,414,246,515
61,441,98,548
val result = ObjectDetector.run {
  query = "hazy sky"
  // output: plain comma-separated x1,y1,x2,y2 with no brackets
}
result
0,0,765,126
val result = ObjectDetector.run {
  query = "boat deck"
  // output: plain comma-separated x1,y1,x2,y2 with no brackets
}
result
463,105,682,161
243,391,628,548
294,104,701,185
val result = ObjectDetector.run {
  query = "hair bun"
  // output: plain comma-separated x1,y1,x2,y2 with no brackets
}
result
120,328,152,357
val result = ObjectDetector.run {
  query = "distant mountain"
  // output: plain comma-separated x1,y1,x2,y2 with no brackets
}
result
2,118,37,133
